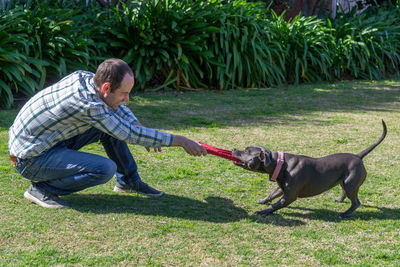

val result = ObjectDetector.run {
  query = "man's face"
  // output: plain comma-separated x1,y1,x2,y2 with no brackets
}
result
100,73,134,109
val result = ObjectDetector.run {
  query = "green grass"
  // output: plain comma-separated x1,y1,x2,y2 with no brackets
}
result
1,79,400,265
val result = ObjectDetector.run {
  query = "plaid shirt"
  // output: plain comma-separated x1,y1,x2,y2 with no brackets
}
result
8,71,173,159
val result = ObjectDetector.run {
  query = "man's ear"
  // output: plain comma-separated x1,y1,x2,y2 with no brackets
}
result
101,82,111,96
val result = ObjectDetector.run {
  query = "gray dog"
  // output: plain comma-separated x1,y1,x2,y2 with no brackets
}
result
232,120,387,219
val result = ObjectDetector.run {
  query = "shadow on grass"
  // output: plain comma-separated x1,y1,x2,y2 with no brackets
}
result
249,213,306,226
66,193,248,223
284,205,400,222
65,192,308,226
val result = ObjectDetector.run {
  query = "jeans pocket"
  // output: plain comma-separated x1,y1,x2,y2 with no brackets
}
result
16,158,39,181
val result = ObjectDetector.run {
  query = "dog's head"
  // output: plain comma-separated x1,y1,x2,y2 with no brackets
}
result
232,146,272,173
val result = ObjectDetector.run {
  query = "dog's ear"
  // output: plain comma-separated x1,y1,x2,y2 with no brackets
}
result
259,147,271,167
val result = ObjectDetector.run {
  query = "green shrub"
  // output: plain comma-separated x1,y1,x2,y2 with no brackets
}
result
107,0,285,91
204,0,285,89
0,1,110,108
19,2,109,81
1,0,400,109
107,0,216,91
0,8,44,109
267,11,335,84
332,7,400,80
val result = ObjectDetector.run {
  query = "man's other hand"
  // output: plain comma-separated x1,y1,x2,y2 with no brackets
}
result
145,146,162,153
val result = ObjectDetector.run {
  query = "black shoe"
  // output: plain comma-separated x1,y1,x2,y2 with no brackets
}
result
113,180,163,197
24,184,70,209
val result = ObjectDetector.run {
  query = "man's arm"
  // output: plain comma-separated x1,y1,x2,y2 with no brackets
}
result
118,105,206,156
133,121,161,152
117,104,139,125
134,121,207,156
83,104,207,156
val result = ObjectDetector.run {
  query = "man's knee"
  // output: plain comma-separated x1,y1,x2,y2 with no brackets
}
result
97,159,117,184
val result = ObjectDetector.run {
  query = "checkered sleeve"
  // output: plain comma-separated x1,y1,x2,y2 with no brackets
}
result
81,103,173,147
116,104,139,124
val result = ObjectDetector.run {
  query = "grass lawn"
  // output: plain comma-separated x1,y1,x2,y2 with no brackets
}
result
1,79,399,266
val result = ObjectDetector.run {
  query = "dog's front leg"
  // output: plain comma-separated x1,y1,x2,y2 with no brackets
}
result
255,192,297,215
257,186,283,204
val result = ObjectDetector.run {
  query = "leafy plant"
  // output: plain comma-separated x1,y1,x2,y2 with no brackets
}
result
1,0,400,108
0,1,110,108
107,0,217,91
268,11,335,84
5,0,109,85
332,7,400,80
107,0,285,91
0,8,44,109
19,4,94,79
204,0,285,89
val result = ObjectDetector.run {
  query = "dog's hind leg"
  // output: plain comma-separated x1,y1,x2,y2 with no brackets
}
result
334,183,346,203
339,169,366,219
257,186,283,204
339,188,361,219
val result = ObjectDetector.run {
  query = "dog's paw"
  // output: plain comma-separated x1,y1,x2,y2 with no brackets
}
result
255,209,272,215
339,212,351,219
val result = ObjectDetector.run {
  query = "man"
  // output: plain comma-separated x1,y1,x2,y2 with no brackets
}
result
8,58,207,209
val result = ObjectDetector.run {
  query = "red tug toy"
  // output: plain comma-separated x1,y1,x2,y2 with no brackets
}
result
199,142,241,163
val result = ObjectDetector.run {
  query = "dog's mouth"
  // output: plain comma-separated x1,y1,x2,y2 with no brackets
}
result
233,159,262,171
233,161,245,167
231,149,244,166
233,160,249,170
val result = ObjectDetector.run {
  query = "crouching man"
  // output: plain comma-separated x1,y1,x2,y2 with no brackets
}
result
8,58,207,209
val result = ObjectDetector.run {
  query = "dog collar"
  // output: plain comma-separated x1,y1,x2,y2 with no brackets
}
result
270,152,284,181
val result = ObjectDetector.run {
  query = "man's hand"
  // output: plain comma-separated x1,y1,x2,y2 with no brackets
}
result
133,121,162,153
171,135,207,156
145,146,162,153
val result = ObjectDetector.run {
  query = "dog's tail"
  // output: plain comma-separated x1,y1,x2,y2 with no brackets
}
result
357,120,387,159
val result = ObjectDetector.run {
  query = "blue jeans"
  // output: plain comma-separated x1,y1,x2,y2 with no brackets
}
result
15,128,141,195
